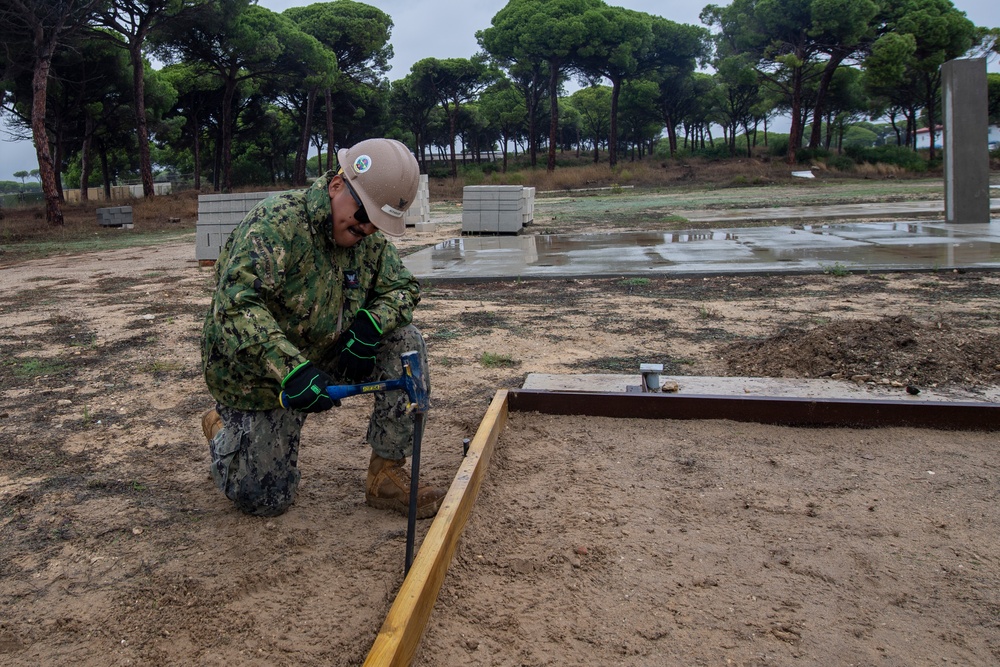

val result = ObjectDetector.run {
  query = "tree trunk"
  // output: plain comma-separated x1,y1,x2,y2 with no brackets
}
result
99,141,111,199
808,54,845,149
447,104,458,178
192,110,202,191
547,61,560,172
294,87,316,186
80,115,93,201
128,40,154,197
785,64,805,164
220,69,238,192
924,72,939,161
609,78,621,167
325,87,335,171
31,50,63,225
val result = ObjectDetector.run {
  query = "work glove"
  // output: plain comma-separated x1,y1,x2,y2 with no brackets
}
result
334,309,382,383
279,362,340,413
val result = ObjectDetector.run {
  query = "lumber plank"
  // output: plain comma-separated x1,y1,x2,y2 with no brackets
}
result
363,389,509,667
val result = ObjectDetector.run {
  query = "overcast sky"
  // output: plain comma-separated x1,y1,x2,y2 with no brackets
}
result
1,0,997,179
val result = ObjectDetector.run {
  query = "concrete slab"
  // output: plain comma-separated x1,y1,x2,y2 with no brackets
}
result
407,219,1000,281
522,373,1000,403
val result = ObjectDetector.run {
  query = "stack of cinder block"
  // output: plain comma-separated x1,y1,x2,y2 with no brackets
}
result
403,174,431,228
196,191,284,264
521,187,535,226
96,206,133,229
461,185,535,234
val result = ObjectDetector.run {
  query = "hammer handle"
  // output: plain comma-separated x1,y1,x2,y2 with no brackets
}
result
325,378,406,402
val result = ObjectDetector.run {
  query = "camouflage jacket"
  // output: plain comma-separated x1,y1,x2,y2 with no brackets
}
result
201,172,420,410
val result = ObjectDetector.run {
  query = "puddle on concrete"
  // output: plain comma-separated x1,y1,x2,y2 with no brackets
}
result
405,222,1000,280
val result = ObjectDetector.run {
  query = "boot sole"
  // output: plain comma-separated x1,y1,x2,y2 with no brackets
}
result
365,495,443,519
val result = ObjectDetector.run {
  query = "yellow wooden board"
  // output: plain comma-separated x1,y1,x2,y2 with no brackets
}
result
363,389,509,667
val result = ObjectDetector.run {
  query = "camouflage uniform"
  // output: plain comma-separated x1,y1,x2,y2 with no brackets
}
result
201,172,426,516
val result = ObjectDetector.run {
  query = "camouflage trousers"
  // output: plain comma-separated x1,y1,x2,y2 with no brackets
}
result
208,324,429,516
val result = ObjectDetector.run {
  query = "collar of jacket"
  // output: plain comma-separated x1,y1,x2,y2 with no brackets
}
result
305,171,336,239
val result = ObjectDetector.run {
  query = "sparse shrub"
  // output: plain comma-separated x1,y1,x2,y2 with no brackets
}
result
844,145,927,172
768,137,790,157
795,147,831,163
827,155,855,172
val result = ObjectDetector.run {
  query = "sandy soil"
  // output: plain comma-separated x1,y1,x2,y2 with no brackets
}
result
416,414,999,666
2,216,1000,665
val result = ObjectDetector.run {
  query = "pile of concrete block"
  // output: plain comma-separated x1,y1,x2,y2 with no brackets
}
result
404,174,431,227
96,206,133,229
462,185,535,234
521,186,535,226
196,191,283,264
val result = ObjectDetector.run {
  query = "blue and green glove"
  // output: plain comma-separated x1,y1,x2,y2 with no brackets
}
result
279,362,339,412
334,309,382,383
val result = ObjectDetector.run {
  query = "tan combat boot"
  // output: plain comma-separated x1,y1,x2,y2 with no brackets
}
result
201,409,223,442
366,453,445,519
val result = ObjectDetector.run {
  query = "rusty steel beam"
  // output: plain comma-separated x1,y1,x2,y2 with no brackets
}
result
507,390,1000,431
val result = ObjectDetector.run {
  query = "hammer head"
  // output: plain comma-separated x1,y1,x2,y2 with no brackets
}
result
399,350,429,414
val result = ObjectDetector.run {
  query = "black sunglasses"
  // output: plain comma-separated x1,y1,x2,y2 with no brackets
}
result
342,177,371,226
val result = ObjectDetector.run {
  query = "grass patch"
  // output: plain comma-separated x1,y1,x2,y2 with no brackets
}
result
8,357,72,378
822,262,852,277
479,352,519,368
619,277,651,287
696,305,723,320
138,359,185,373
429,328,462,341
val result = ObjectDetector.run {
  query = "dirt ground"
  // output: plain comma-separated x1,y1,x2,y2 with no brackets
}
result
416,414,999,666
2,210,1000,665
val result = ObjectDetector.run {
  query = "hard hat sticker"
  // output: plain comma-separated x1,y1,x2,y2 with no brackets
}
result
353,155,372,174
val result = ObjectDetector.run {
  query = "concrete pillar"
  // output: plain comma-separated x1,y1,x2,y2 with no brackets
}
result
942,58,990,224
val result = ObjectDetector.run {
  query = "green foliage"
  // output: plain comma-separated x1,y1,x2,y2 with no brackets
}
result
844,145,927,171
827,155,855,171
988,73,1000,126
768,136,790,158
795,147,832,163
479,352,519,368
822,262,851,277
619,277,650,287
8,357,71,378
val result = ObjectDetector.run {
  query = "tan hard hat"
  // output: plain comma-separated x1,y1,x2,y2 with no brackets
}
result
337,138,419,237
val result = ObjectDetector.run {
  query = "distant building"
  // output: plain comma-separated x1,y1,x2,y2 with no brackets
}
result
916,124,1000,150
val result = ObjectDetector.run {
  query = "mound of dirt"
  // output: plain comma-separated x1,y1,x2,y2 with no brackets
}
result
722,314,1000,388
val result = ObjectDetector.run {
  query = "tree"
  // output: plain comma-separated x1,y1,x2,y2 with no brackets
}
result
574,6,651,167
478,0,606,171
48,32,143,200
804,0,879,148
863,31,921,147
0,0,105,224
159,62,223,190
285,1,392,172
988,72,1000,126
618,79,662,160
703,0,877,164
96,0,203,198
13,170,28,186
389,73,438,170
577,8,708,167
569,85,612,162
876,0,978,160
155,0,331,191
478,79,527,172
819,65,868,151
411,57,492,177
711,56,764,157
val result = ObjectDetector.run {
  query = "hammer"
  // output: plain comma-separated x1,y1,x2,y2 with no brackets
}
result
280,351,429,573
